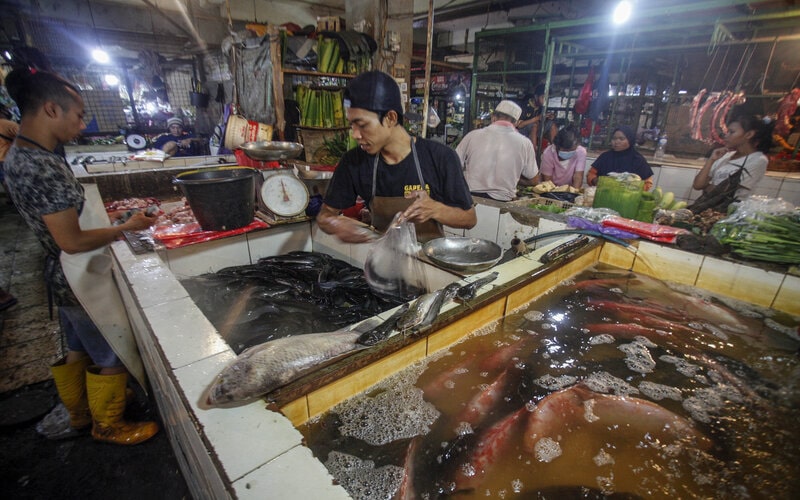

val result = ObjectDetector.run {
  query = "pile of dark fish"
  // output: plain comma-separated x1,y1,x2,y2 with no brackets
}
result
181,251,407,353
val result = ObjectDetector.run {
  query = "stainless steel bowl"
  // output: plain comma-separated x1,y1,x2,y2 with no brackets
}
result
239,141,304,161
422,237,503,273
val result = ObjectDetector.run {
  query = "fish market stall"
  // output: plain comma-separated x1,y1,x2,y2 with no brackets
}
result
100,173,800,499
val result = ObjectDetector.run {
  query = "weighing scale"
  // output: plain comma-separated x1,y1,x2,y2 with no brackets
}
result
255,168,311,224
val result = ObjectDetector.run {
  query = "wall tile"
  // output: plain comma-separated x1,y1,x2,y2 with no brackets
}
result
696,257,783,307
632,240,702,285
772,274,800,316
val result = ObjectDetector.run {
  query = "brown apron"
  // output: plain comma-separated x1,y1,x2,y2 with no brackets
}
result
369,139,444,243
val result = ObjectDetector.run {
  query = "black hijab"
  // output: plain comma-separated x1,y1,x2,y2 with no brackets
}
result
592,126,654,179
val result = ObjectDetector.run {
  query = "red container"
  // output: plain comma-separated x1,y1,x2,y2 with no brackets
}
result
234,148,281,169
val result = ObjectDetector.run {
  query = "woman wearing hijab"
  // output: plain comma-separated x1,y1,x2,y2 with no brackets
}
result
587,125,654,191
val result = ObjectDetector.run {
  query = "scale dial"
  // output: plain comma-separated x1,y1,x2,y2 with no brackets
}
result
259,173,310,217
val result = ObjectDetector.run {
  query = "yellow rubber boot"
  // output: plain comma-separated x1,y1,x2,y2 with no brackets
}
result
50,356,92,430
86,366,159,445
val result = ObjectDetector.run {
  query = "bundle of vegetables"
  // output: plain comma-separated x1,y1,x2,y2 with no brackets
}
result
529,203,566,214
710,208,800,264
316,36,345,74
296,85,347,128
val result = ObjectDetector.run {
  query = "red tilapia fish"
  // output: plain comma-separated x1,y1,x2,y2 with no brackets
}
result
523,383,712,455
451,406,529,493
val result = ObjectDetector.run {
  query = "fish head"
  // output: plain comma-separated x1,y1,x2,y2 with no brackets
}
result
205,357,260,406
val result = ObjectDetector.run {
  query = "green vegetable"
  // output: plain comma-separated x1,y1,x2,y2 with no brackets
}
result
529,203,565,214
659,191,674,209
711,211,800,263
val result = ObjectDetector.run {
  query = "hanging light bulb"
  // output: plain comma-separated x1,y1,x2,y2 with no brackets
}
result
92,48,110,64
613,1,633,25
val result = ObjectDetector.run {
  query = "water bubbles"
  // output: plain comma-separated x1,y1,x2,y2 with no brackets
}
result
584,371,639,396
618,339,657,373
324,451,404,500
524,310,545,322
338,386,439,445
589,334,616,345
511,478,524,493
455,421,474,436
639,381,683,401
534,374,578,390
534,437,562,462
593,449,615,466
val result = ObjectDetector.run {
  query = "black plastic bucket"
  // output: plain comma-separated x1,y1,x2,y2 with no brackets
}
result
173,167,257,231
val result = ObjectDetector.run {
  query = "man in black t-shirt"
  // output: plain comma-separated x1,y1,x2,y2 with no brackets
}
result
318,71,476,243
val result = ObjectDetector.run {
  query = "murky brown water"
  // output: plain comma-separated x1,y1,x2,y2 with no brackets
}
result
301,265,800,499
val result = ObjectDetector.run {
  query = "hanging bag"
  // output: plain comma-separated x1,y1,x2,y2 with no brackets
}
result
688,156,749,214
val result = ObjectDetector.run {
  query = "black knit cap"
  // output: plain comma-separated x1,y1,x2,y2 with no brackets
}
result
344,70,403,116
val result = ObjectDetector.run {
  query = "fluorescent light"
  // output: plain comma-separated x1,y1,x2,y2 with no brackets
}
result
613,1,632,25
92,48,110,64
104,74,120,86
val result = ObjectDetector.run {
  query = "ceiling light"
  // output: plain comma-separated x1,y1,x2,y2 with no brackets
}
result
613,1,632,25
104,74,120,86
92,48,110,64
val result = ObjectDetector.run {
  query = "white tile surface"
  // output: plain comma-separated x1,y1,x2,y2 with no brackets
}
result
247,223,312,262
233,445,350,500
144,296,229,369
310,222,351,263
750,175,782,199
175,353,305,484
465,203,500,242
776,178,800,205
165,233,251,277
125,254,189,308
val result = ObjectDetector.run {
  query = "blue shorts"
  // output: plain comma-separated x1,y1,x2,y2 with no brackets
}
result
60,306,122,368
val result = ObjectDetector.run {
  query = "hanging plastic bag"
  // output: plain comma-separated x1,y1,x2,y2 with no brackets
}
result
427,106,441,128
364,213,428,302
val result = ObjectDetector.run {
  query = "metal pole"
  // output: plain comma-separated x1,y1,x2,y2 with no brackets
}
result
421,0,434,138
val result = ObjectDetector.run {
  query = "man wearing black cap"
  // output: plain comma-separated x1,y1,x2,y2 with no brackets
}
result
317,70,476,243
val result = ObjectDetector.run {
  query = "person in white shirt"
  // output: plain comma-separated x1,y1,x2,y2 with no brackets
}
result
456,100,539,201
692,114,773,207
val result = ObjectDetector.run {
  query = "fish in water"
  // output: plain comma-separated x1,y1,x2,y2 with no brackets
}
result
397,283,461,332
356,303,410,346
456,271,499,302
522,383,712,455
205,318,381,406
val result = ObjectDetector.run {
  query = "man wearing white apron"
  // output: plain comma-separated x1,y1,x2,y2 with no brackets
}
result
317,71,476,243
4,68,159,445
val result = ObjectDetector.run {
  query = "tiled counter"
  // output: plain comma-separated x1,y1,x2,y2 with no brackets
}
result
105,187,799,499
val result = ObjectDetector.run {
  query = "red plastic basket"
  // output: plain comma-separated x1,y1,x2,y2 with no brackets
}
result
234,148,281,169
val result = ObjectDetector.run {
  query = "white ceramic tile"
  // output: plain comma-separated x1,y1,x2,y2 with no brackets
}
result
165,233,251,277
631,240,702,285
175,353,305,483
465,203,500,242
247,223,312,263
750,175,782,199
696,256,783,307
233,445,350,500
533,218,567,249
497,211,537,249
649,164,662,187
144,296,229,368
776,177,800,206
654,166,694,201
310,222,351,263
424,262,461,291
125,254,190,308
443,225,465,237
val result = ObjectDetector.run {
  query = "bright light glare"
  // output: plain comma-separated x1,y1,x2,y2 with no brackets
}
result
92,48,110,64
2,50,11,61
104,74,120,86
613,1,632,24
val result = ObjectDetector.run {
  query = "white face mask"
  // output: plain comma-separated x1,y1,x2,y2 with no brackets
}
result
558,150,576,160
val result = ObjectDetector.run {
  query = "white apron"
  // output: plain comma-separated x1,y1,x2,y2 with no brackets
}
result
59,184,147,391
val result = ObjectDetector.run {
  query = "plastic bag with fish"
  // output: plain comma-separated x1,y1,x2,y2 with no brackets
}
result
364,213,428,302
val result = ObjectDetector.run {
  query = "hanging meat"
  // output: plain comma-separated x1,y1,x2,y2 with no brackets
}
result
775,88,800,137
574,66,595,115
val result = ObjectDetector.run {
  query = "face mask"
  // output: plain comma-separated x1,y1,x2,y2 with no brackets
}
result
558,150,576,160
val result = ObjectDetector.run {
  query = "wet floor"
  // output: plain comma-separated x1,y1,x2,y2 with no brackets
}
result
0,194,191,498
